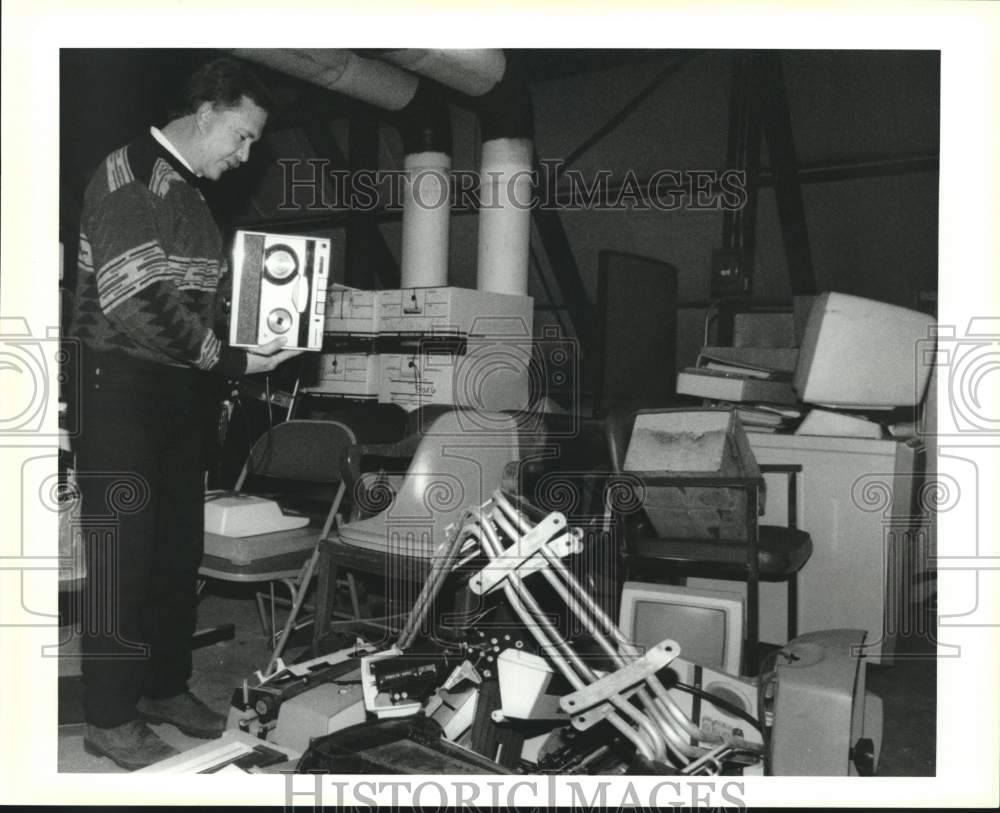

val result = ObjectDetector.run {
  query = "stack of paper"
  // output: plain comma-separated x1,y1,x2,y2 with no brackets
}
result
676,370,797,404
676,347,799,406
699,346,799,375
736,405,803,433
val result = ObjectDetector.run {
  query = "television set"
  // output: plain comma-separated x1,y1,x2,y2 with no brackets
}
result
793,292,935,409
768,628,884,776
618,582,745,675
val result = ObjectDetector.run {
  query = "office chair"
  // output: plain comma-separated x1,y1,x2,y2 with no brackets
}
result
311,408,524,650
604,410,812,676
198,419,357,663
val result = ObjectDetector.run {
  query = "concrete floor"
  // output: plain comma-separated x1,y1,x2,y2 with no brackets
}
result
57,583,283,773
57,585,936,776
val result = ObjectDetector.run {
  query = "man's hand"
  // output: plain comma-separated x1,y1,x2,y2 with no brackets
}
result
244,336,305,375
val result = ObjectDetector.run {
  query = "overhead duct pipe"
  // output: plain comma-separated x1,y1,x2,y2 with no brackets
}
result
381,50,534,297
394,84,452,288
475,69,535,297
377,49,507,98
234,49,453,288
233,48,418,111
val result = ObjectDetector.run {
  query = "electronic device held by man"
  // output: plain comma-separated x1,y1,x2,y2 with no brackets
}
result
230,230,330,351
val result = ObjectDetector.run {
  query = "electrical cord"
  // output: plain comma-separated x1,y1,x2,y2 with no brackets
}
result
754,649,789,776
758,646,794,677
432,604,498,631
231,395,255,472
671,681,764,734
265,375,274,428
322,612,410,631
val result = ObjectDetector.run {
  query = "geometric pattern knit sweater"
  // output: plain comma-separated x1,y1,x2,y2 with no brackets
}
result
68,132,248,377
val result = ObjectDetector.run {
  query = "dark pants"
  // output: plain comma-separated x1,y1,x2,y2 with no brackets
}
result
75,350,213,728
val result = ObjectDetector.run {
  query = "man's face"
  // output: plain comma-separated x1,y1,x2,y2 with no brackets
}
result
195,95,267,181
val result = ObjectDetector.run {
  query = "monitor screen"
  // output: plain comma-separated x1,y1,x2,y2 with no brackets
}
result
632,600,731,671
619,582,745,674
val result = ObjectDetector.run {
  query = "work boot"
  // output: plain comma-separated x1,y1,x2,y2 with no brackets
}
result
83,720,180,771
137,692,226,739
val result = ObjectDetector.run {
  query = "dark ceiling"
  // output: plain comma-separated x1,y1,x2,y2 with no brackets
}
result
59,48,674,214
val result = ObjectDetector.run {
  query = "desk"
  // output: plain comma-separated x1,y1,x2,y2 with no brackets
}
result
688,433,925,664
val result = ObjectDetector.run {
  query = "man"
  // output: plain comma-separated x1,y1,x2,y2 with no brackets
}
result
67,57,300,771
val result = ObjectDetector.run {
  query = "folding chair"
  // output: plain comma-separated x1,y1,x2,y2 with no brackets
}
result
198,419,356,665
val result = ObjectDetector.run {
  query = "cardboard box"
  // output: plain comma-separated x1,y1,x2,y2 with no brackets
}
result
623,409,763,540
301,352,380,398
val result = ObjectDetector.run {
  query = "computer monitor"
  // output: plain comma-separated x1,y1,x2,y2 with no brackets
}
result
793,292,935,410
618,582,745,675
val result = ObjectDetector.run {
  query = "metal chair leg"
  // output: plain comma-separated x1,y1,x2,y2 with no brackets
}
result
272,578,299,644
269,583,279,638
787,572,799,641
346,572,362,619
254,591,269,635
746,487,761,677
268,550,321,672
746,576,760,677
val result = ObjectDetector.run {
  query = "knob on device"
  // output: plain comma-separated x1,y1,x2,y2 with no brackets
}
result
263,245,298,283
266,308,293,334
850,737,876,776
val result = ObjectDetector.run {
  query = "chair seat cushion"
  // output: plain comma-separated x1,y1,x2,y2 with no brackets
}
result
626,525,812,577
320,536,433,582
200,549,314,581
203,525,318,567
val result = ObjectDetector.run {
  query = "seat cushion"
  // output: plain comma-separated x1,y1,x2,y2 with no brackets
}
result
203,525,318,567
625,526,812,578
320,536,433,583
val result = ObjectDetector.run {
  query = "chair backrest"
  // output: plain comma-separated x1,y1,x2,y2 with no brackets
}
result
236,419,358,488
337,409,523,558
603,409,768,541
604,410,636,474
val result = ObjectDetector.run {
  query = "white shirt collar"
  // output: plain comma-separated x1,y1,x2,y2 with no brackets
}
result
150,126,199,176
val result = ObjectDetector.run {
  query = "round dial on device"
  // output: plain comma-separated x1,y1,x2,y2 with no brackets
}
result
263,245,298,283
267,308,293,334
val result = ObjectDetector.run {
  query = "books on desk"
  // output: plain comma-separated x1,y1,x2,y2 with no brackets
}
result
676,346,800,406
736,405,803,433
676,367,798,405
699,346,799,375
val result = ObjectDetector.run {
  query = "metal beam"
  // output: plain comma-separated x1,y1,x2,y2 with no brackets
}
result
303,120,400,289
231,154,938,234
759,153,938,185
532,151,596,358
721,52,764,292
741,54,765,287
349,111,400,289
760,53,816,296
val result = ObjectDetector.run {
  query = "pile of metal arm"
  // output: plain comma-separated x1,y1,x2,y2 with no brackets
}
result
230,490,767,776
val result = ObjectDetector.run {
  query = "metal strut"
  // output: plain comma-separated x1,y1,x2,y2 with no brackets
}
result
372,491,763,773
460,491,758,772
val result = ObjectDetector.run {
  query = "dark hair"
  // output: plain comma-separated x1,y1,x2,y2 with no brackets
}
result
181,57,274,115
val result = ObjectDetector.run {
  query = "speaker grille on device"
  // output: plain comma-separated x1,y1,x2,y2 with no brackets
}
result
236,233,265,345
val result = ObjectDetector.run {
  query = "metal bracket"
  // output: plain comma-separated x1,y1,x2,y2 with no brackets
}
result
469,512,582,595
441,659,482,691
256,638,376,685
560,638,680,729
